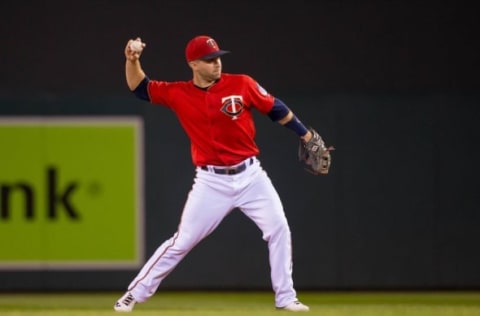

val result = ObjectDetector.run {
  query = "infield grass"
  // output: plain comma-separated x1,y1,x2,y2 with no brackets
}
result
0,291,479,316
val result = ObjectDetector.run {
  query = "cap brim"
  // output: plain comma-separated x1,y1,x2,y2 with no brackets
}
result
199,50,230,60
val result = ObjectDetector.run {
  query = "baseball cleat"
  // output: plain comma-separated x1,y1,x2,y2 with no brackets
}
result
277,301,310,312
114,291,136,312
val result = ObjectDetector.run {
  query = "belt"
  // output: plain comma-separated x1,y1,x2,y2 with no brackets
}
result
201,158,254,175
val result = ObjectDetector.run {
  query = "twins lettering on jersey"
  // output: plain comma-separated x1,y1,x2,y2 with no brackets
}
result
221,95,244,120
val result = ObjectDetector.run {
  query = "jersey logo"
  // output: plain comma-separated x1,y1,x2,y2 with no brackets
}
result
221,95,244,120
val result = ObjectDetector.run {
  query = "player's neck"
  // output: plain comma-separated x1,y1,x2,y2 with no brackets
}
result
193,78,219,90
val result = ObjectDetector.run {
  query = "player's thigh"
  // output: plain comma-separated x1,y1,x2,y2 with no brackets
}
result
238,170,288,232
179,174,233,234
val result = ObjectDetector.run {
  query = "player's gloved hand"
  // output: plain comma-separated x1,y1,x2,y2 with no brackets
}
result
298,128,334,175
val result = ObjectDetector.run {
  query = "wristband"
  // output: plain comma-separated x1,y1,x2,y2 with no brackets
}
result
284,115,308,137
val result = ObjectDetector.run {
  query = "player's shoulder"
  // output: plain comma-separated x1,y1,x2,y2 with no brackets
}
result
149,79,191,89
149,78,190,85
221,73,255,83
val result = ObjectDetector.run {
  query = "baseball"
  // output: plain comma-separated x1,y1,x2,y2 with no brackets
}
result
129,40,144,53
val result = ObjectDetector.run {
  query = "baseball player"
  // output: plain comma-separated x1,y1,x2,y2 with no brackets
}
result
115,35,322,312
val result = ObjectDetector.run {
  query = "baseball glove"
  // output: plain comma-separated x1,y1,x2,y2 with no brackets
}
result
298,128,334,175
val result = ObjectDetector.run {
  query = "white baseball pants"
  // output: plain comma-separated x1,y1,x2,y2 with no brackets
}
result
127,157,298,307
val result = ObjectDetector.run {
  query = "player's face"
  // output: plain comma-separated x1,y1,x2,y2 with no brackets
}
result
196,57,222,81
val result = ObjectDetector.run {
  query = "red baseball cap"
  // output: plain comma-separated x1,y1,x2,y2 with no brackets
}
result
185,35,230,62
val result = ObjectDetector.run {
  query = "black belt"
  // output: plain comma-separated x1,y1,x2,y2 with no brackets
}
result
201,158,254,175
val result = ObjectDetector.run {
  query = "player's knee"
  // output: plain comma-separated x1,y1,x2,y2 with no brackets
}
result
172,231,203,253
262,219,291,242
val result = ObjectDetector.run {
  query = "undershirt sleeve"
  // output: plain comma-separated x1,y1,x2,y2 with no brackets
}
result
267,98,290,121
132,76,150,101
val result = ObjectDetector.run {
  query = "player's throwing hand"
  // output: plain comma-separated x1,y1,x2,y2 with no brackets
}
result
125,37,145,61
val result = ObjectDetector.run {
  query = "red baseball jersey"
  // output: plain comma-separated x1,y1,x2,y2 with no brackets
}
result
147,73,275,166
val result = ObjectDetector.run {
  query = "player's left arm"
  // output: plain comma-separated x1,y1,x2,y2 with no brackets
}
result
268,98,335,175
268,98,312,142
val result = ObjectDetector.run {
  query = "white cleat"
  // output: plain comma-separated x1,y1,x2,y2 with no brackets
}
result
114,292,136,312
278,301,310,312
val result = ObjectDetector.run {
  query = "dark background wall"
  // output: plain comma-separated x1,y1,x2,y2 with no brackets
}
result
1,0,479,291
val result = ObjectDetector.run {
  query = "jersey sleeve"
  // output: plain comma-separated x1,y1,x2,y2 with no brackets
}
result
245,75,275,114
147,80,174,108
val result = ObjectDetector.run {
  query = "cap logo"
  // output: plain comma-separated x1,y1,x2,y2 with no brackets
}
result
206,38,218,49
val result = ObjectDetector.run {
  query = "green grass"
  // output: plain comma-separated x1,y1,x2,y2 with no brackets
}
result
0,291,479,315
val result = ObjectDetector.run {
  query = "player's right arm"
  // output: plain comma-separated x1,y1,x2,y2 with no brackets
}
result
125,38,146,91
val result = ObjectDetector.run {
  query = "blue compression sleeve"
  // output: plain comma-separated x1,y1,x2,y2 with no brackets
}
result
267,98,308,137
132,76,150,101
284,115,309,137
267,98,290,121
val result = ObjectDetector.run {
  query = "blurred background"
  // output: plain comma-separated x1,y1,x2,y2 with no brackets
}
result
0,0,479,292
